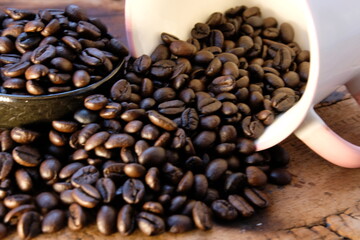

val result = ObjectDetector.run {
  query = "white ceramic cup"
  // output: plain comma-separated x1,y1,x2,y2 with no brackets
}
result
125,0,360,168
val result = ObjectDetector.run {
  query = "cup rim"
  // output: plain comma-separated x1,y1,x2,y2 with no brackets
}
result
0,60,124,100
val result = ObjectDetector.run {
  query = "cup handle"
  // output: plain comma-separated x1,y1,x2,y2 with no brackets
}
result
294,107,360,168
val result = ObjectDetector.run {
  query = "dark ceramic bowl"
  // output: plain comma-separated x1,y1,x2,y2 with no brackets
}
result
0,60,124,128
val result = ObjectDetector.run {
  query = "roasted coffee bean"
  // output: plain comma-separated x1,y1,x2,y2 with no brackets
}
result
104,133,135,149
68,203,87,231
169,195,187,212
36,192,59,213
17,211,41,239
71,165,99,187
41,18,61,37
206,158,228,181
117,204,135,235
39,158,61,182
0,152,13,180
31,44,56,64
42,209,66,233
2,61,31,77
224,172,246,193
95,178,115,203
59,162,84,180
162,162,184,185
167,215,193,233
60,190,75,205
241,116,265,139
193,131,216,149
279,22,294,43
142,201,164,215
4,204,36,225
145,167,161,192
103,162,125,180
124,163,146,178
192,201,212,230
123,178,145,204
150,60,176,78
15,32,42,53
271,92,296,112
193,174,208,199
147,110,177,131
84,131,110,151
53,182,73,193
26,80,45,95
0,36,14,54
197,97,222,115
228,194,254,217
10,127,39,144
3,78,26,89
211,199,238,220
52,120,78,133
269,168,292,185
4,194,32,209
72,183,101,208
0,223,6,239
12,145,41,167
80,47,106,66
244,187,270,208
15,169,33,192
97,205,116,235
246,166,267,187
176,171,194,193
137,212,165,236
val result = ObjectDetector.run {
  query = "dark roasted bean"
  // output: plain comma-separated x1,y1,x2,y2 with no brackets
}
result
211,199,238,220
68,203,87,231
192,201,212,230
17,211,41,239
122,178,145,204
42,209,66,233
97,205,116,235
137,212,165,236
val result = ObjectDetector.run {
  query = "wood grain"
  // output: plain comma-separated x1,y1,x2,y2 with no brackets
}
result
2,0,360,239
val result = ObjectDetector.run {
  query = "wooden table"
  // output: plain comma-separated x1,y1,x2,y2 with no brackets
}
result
3,0,360,239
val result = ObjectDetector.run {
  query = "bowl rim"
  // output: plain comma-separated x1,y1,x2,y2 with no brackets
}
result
0,60,124,100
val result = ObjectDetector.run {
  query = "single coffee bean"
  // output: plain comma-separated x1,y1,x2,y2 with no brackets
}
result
141,124,160,140
60,190,75,205
10,127,39,144
42,209,66,233
0,152,13,180
96,178,115,203
246,166,267,187
84,131,110,151
80,47,106,66
192,201,212,230
72,183,101,208
150,60,176,78
97,205,116,235
31,44,56,64
137,212,165,236
211,199,238,220
117,204,135,236
68,203,87,231
167,215,193,233
228,194,254,217
124,163,146,178
145,167,161,192
193,131,216,149
162,163,184,185
147,110,178,131
71,165,99,187
39,158,61,182
41,19,61,37
2,61,31,78
122,178,145,204
142,201,164,215
206,158,228,181
59,162,85,180
269,168,292,185
104,133,135,149
0,36,14,54
224,172,246,193
4,194,32,209
36,192,59,213
243,187,270,208
12,145,41,167
17,211,41,239
15,169,33,192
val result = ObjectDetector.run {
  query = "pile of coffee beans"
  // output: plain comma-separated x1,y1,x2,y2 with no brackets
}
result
0,5,128,95
0,5,308,239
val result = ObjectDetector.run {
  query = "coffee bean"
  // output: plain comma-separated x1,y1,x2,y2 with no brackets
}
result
0,223,7,239
192,201,212,230
246,166,267,187
12,145,41,167
124,163,146,178
0,152,13,180
123,178,145,204
224,172,246,193
0,36,14,54
96,178,115,203
15,169,33,192
68,203,87,231
271,92,296,112
42,209,66,233
117,204,135,236
211,199,238,220
228,194,254,217
36,192,59,213
3,61,31,77
104,133,135,149
162,163,184,185
167,215,193,233
142,201,164,215
72,183,101,208
243,187,270,208
31,44,56,64
4,194,32,209
147,110,177,131
197,97,222,115
59,162,85,180
137,212,165,236
97,205,116,235
205,158,228,181
71,165,99,187
145,167,161,192
133,54,152,74
17,211,41,239
269,168,292,185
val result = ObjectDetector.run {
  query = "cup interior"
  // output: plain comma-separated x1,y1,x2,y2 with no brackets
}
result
125,0,315,150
